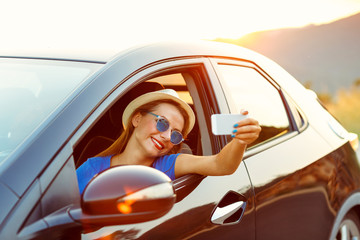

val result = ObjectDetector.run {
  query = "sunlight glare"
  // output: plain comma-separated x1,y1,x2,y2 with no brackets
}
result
0,0,360,50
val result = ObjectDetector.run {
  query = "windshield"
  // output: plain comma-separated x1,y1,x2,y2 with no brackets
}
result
0,58,102,163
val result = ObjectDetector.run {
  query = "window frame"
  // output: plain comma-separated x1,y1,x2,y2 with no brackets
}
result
69,57,227,202
209,58,304,155
70,58,212,153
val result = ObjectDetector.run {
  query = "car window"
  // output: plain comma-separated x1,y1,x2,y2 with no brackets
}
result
215,63,291,148
148,73,193,104
0,58,101,164
73,62,215,207
146,73,200,155
283,90,307,131
73,69,206,168
148,73,202,155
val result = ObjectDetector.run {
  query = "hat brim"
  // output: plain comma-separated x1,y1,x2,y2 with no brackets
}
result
122,91,195,136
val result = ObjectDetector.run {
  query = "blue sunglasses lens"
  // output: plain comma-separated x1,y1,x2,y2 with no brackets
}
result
156,118,169,132
170,131,183,145
156,117,183,145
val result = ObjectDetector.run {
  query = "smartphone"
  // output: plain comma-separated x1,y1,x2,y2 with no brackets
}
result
211,114,248,135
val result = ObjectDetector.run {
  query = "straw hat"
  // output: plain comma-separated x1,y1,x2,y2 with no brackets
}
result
122,89,195,135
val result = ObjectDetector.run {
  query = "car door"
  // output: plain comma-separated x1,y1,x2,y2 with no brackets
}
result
71,57,256,240
211,58,339,239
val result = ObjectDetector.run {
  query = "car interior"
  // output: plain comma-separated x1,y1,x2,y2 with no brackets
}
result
72,69,208,202
73,72,202,168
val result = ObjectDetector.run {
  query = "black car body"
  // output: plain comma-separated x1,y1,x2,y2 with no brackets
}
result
0,41,359,240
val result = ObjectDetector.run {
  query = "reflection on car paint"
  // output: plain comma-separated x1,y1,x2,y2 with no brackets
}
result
254,143,360,239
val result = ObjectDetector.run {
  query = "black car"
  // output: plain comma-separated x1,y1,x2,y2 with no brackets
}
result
1,41,359,240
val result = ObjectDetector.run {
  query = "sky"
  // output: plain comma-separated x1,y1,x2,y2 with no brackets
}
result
1,0,360,52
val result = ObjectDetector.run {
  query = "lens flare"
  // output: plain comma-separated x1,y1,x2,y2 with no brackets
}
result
117,186,136,214
117,199,136,214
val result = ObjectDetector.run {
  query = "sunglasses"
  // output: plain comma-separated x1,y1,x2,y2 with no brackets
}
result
147,112,184,145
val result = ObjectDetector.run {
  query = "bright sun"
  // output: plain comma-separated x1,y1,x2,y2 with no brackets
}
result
0,0,360,51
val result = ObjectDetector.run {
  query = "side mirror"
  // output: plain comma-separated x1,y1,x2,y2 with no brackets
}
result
70,165,175,226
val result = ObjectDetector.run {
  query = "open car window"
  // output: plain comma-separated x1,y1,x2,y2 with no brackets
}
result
72,61,219,203
146,73,201,156
73,68,206,169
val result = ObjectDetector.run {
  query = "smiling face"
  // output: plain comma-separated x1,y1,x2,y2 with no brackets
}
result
131,102,185,158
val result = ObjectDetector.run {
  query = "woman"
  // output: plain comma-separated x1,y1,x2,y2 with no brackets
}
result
77,89,261,194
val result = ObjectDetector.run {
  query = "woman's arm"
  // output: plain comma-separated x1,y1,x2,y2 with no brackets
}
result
175,111,261,177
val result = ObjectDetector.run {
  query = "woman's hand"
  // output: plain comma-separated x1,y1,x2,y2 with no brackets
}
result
175,110,261,178
231,110,261,145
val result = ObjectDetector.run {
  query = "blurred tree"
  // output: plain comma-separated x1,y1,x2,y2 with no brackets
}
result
354,78,360,88
303,80,313,90
317,92,332,105
326,87,360,136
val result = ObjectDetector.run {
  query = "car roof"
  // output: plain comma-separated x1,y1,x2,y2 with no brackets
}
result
1,40,304,100
0,40,261,64
0,40,306,105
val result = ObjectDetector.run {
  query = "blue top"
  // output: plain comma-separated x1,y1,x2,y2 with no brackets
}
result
76,153,180,194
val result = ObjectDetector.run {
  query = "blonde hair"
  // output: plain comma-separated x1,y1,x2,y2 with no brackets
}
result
96,99,190,157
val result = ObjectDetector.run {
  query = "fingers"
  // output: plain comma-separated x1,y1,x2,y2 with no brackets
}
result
231,114,261,145
233,117,259,128
233,124,261,134
232,129,261,145
240,109,249,115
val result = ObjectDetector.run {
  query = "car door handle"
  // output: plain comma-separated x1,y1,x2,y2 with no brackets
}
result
211,200,246,225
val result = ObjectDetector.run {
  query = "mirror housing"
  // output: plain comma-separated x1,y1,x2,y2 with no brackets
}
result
70,165,175,226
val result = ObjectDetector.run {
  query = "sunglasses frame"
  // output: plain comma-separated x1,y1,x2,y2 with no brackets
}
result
147,112,184,145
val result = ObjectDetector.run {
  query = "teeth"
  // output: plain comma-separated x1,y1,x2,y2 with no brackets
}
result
152,138,163,149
